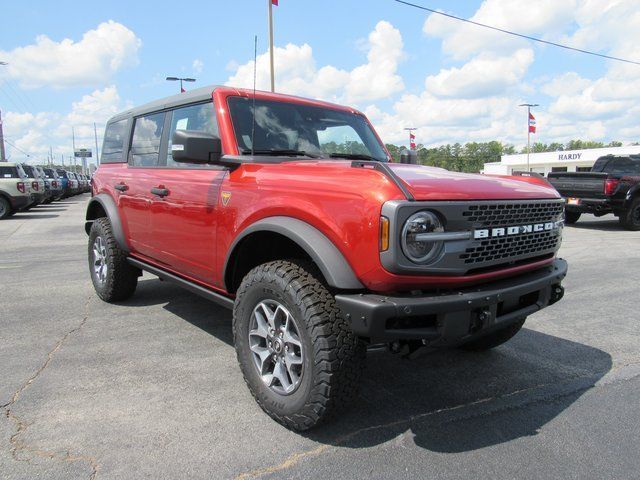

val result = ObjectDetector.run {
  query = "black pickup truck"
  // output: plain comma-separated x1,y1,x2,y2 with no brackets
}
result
547,155,640,230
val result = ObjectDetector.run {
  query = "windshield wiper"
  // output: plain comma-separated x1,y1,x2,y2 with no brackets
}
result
328,153,382,161
241,149,320,158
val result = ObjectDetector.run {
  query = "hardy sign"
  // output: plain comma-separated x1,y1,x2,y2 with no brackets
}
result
74,148,92,158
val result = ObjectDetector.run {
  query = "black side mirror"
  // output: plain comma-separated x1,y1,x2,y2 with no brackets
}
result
171,130,222,164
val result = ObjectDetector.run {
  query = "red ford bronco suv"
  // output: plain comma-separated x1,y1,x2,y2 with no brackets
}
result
86,86,567,430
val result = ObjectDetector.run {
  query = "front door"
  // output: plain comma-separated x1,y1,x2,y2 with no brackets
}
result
146,101,226,287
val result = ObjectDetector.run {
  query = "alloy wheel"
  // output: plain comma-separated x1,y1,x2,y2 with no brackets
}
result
92,236,108,284
248,300,304,395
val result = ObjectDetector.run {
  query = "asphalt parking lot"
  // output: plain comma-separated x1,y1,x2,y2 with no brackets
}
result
1,196,639,480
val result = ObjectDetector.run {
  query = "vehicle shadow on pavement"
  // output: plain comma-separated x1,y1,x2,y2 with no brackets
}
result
5,214,59,220
306,329,612,453
123,278,234,346
568,220,623,231
117,280,612,454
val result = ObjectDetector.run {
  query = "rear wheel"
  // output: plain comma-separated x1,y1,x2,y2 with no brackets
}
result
0,197,12,220
233,260,365,431
564,211,581,224
619,197,640,231
88,217,139,302
459,318,526,351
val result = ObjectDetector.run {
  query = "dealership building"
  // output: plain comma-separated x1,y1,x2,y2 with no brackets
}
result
483,145,640,176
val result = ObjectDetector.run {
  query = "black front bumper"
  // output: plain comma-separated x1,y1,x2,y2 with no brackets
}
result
336,259,568,345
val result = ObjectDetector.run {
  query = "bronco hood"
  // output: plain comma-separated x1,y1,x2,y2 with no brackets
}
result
387,164,559,201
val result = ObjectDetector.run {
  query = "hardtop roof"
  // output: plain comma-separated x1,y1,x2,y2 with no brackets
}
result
105,85,358,125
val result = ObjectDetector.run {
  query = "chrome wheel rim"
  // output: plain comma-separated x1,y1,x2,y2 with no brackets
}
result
0,202,6,217
92,236,108,284
248,300,304,395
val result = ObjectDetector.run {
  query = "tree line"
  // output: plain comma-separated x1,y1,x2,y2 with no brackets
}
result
384,139,628,173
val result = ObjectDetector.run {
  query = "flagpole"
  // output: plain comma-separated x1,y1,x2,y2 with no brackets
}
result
527,105,530,172
519,103,538,172
268,0,275,92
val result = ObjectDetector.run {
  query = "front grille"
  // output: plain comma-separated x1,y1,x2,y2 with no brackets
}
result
462,202,564,227
460,230,560,264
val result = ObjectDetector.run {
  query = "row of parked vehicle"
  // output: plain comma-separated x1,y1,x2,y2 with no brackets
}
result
0,162,91,219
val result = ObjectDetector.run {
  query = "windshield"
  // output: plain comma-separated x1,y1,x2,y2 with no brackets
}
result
227,97,388,162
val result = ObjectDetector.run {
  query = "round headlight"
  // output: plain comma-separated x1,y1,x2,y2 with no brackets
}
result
401,211,444,263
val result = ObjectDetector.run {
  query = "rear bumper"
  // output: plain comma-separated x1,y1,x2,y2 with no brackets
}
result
335,258,568,345
10,195,31,210
565,197,623,214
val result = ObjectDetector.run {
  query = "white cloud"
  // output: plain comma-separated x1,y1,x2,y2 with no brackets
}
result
0,21,141,89
423,0,578,60
3,86,124,164
425,49,534,98
192,59,204,74
226,21,404,104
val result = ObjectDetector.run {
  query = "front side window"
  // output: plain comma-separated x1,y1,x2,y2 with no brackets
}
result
102,119,128,163
130,112,165,167
166,102,218,167
227,97,388,161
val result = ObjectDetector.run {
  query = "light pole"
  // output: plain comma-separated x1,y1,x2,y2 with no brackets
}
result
166,76,196,93
519,103,538,172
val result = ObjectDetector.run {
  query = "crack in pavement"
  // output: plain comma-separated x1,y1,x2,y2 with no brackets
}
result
3,296,99,480
233,361,640,480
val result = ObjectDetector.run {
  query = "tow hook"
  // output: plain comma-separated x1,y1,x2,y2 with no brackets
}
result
550,284,565,305
470,309,492,334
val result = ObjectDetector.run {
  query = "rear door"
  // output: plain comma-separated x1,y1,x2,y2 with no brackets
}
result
145,101,226,286
117,111,166,258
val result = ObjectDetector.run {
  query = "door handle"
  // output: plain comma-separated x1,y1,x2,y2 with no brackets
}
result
150,187,170,197
114,183,128,192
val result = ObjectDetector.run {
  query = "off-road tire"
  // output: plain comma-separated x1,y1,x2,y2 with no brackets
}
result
459,318,526,351
619,197,640,231
0,197,12,219
88,217,139,302
564,211,581,224
233,260,365,431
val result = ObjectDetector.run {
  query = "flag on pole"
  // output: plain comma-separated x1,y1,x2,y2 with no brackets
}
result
528,112,536,134
272,0,278,5
409,132,416,150
181,87,186,93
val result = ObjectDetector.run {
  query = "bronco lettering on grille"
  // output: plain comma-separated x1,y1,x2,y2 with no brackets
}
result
474,222,561,240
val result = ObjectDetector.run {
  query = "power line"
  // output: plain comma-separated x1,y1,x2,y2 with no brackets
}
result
4,138,33,158
393,0,640,66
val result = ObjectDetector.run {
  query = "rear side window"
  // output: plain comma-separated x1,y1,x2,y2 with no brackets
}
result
0,166,18,178
166,102,218,167
130,112,165,167
605,158,640,174
22,165,36,177
101,119,128,163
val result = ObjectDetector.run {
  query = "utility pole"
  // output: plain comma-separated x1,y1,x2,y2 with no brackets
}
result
268,0,276,92
0,109,6,162
0,62,7,162
519,103,538,172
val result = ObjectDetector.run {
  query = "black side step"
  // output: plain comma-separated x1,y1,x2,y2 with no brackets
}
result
127,258,235,310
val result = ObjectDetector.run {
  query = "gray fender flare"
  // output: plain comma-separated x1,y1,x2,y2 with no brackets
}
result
224,216,364,291
85,193,129,253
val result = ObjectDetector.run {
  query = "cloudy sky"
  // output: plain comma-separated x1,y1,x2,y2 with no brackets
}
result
1,0,639,165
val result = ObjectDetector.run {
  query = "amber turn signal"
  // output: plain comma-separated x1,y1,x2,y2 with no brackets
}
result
380,216,390,252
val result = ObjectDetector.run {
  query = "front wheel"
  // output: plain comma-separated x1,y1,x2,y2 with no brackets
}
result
233,260,365,431
459,318,526,351
619,197,640,231
564,211,581,224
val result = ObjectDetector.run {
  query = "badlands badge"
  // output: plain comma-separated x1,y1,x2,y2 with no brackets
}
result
221,191,232,206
